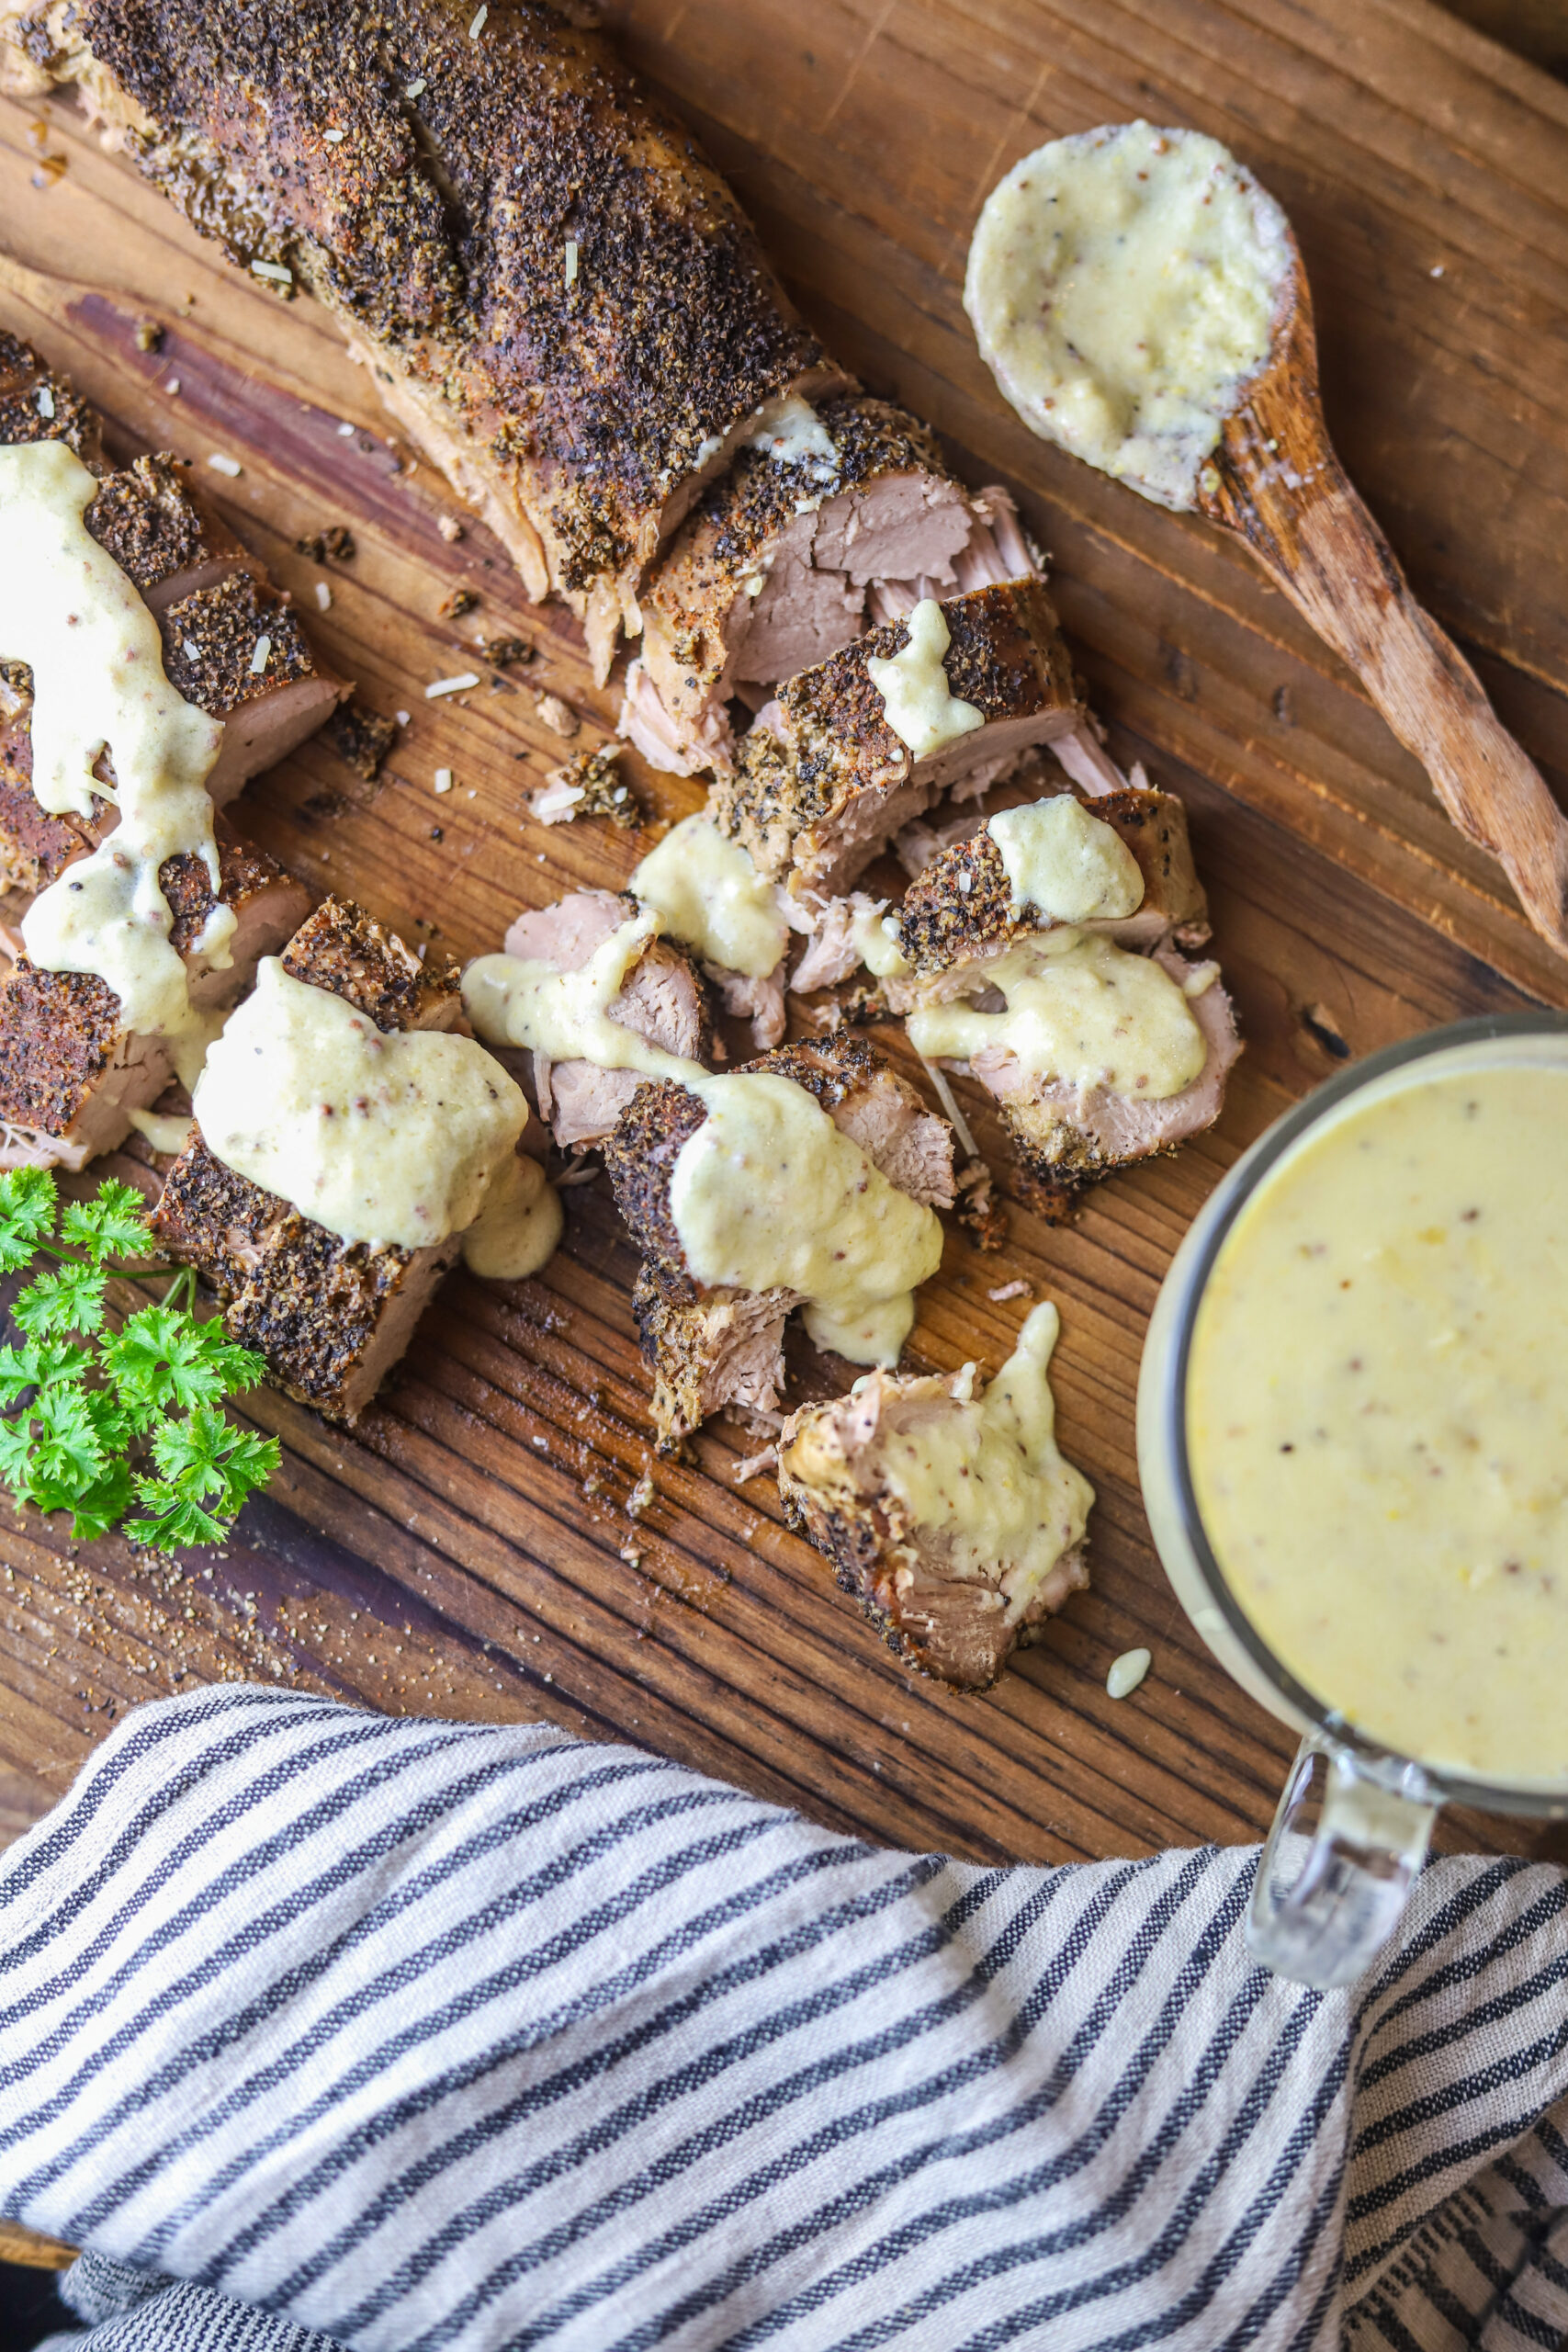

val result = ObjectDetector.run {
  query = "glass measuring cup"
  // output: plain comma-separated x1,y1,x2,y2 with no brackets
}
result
1136,1013,1568,1987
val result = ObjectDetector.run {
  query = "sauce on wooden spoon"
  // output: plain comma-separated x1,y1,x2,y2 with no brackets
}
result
967,123,1568,961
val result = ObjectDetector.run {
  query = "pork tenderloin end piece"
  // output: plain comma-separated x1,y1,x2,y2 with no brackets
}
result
714,581,1081,897
778,1355,1090,1691
151,895,468,1422
162,571,346,805
53,0,843,678
502,888,711,1150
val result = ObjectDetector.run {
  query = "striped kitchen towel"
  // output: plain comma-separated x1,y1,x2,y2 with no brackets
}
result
2,1688,1565,2352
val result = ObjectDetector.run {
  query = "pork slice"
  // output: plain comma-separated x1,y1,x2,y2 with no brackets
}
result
502,888,712,1151
969,952,1241,1203
276,893,458,1035
778,1363,1089,1690
154,1136,458,1425
627,409,1038,777
632,1268,795,1442
162,571,345,806
705,962,786,1049
85,454,265,613
152,897,473,1423
503,888,628,971
714,580,1082,898
889,784,1211,1012
752,1032,955,1207
788,894,870,994
604,1030,953,1443
0,828,307,1170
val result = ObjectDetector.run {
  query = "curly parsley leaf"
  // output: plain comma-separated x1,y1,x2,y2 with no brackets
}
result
61,1182,155,1270
102,1306,267,1430
0,1167,57,1272
0,1176,277,1551
13,1258,109,1340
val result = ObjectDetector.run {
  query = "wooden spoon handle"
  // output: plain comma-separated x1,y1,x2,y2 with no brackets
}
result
1201,264,1568,959
1258,458,1568,954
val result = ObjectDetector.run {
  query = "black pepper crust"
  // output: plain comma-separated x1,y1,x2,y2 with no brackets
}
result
85,453,245,595
153,1136,435,1418
0,329,103,467
602,1079,707,1306
161,571,318,715
897,834,1013,972
0,959,124,1134
78,0,829,602
279,894,461,1033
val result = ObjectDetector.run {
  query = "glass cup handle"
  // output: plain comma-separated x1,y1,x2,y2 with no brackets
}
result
1246,1729,1438,1988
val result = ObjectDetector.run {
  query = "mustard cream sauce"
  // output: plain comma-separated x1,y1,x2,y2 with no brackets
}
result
630,814,790,979
965,122,1292,510
463,920,942,1363
859,1303,1092,1605
1188,1057,1568,1782
866,600,986,761
459,1148,562,1281
988,796,1145,924
908,930,1206,1100
668,1069,943,1365
196,959,527,1252
0,441,232,1039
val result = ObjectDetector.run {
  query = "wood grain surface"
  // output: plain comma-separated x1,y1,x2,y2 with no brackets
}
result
1,0,1566,1883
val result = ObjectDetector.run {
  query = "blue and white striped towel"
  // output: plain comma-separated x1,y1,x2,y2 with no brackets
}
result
2,1685,1565,2352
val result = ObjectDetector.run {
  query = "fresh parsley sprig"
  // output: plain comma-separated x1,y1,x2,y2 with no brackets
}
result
0,1166,278,1550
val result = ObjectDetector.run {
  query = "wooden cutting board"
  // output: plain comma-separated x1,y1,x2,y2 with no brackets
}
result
1,0,1565,1871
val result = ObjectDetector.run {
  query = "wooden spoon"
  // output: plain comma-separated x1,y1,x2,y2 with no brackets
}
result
1195,244,1568,960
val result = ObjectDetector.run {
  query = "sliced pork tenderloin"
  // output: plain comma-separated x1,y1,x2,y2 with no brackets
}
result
887,783,1211,1013
0,329,101,467
623,399,1031,776
162,571,344,806
930,946,1241,1215
502,889,712,1152
152,898,469,1424
85,453,267,614
3,0,846,682
778,1329,1092,1690
604,1031,953,1444
0,828,309,1170
712,581,1082,899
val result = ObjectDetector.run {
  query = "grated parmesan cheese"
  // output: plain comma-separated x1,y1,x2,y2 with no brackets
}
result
35,385,54,420
207,453,242,478
425,672,481,699
249,635,271,674
434,768,454,795
404,76,427,96
314,581,332,612
565,239,579,286
468,3,488,34
182,639,201,662
251,259,293,284
323,128,344,144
